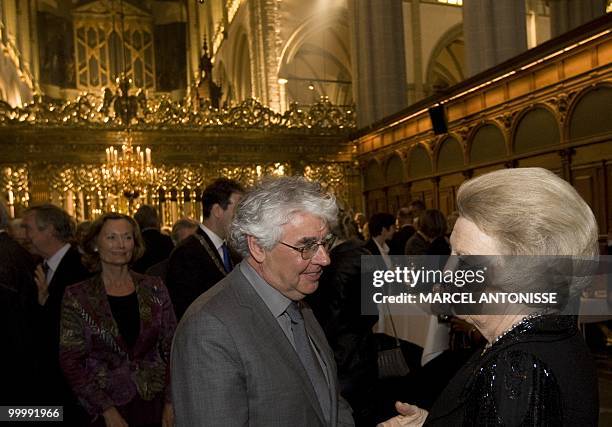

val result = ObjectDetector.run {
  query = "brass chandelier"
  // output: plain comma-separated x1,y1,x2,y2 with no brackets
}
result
102,126,156,202
101,0,156,210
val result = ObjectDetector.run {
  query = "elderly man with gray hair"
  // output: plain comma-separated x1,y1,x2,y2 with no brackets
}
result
171,176,354,426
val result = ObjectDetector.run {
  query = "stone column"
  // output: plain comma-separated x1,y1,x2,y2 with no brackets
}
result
410,0,424,103
187,0,201,86
349,0,407,128
3,1,17,49
549,0,607,37
28,0,40,90
247,0,281,110
463,0,527,76
16,0,31,78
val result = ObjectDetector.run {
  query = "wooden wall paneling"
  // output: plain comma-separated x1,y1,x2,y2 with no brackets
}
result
572,164,606,236
607,161,612,236
409,179,434,208
387,183,411,214
438,173,464,215
516,152,562,170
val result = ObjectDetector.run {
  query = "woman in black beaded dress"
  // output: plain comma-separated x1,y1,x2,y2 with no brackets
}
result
379,168,599,426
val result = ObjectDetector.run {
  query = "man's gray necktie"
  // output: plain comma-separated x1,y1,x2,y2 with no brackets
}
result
42,260,51,284
286,301,330,422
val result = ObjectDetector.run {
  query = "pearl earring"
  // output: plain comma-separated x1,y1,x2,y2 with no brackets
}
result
94,247,98,252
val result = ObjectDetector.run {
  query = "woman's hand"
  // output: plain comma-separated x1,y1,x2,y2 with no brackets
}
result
162,402,174,427
377,401,428,427
102,407,128,427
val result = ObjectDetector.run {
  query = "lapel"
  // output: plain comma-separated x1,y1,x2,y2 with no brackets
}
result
303,305,336,425
229,270,327,425
82,272,153,357
195,228,227,276
48,246,73,292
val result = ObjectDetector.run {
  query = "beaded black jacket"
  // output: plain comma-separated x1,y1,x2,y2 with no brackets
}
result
424,315,599,426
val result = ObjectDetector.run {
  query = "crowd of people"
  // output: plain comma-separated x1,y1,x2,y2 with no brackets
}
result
0,168,602,426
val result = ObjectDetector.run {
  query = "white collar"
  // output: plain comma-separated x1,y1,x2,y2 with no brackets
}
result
373,238,389,255
199,224,224,250
46,243,71,272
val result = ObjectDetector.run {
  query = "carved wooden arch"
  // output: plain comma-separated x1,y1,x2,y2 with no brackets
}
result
382,150,407,185
563,82,612,142
466,119,509,164
510,103,562,154
362,156,385,191
406,141,434,179
431,132,466,173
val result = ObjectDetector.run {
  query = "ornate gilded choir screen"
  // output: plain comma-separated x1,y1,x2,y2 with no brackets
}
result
0,90,357,226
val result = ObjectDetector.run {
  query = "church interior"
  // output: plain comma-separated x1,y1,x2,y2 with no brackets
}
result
0,0,611,423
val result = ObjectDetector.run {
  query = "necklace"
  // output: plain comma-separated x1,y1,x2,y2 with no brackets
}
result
481,311,547,356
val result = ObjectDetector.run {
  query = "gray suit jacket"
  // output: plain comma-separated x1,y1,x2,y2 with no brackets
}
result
171,266,355,427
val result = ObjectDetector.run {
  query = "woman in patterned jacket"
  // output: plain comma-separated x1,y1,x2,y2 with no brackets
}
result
60,212,177,427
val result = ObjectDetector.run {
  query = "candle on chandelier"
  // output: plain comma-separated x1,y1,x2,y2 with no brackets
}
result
145,148,151,164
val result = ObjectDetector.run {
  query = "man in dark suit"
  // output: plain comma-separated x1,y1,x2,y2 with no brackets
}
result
0,201,39,405
388,200,425,255
132,204,174,273
172,177,354,426
21,204,90,421
166,178,245,319
364,213,396,261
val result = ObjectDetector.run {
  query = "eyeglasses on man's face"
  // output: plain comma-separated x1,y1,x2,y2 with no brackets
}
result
279,234,336,260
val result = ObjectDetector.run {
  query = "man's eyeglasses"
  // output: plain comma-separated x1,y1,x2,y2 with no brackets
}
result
279,234,336,260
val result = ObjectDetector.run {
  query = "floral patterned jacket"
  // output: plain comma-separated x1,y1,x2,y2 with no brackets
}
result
59,272,177,417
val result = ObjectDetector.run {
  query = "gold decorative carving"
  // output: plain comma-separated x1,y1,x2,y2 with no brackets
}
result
0,92,355,132
1,165,29,213
303,163,349,202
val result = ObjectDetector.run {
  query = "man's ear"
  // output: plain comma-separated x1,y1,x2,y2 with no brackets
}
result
211,203,224,219
247,235,266,263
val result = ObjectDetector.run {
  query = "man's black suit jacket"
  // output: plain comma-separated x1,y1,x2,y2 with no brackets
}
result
166,228,233,319
41,245,91,349
0,233,37,312
132,228,174,273
36,244,90,421
0,233,39,404
364,238,381,256
388,225,416,255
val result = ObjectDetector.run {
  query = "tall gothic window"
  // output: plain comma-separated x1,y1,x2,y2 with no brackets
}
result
73,1,155,90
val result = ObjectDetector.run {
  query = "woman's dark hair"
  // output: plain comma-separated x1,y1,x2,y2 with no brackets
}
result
81,212,145,271
417,209,447,240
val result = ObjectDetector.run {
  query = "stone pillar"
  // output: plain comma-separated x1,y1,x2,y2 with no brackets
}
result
549,0,607,38
187,0,201,86
3,0,17,49
248,0,281,110
463,0,527,76
16,1,31,76
28,0,40,89
410,0,424,103
349,0,407,128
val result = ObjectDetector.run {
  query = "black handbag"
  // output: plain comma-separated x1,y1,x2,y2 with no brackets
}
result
377,303,410,378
